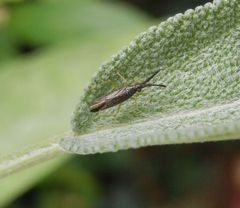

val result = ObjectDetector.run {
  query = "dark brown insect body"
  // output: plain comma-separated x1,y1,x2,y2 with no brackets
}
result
89,70,165,112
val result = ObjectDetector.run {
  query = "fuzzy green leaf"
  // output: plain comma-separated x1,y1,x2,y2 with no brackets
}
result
60,0,240,154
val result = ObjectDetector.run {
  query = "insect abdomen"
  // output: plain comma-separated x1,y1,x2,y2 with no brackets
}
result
89,99,106,112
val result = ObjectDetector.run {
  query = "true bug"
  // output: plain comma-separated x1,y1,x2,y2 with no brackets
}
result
89,70,166,112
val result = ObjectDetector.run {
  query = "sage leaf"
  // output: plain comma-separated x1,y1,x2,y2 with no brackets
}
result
61,0,240,154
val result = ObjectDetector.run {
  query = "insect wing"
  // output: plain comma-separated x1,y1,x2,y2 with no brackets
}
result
89,88,127,112
89,97,106,112
105,88,125,100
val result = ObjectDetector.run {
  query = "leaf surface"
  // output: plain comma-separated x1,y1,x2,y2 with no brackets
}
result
61,0,240,154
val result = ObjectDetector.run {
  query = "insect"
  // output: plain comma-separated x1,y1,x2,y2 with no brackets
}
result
89,70,166,112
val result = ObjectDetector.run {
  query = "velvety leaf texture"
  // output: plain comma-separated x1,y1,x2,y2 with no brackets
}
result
61,0,240,154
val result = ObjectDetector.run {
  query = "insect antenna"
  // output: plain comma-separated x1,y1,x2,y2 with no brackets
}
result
142,70,161,84
145,83,166,88
140,70,165,88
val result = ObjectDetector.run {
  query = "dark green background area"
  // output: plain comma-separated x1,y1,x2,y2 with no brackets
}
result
13,142,240,208
1,0,239,208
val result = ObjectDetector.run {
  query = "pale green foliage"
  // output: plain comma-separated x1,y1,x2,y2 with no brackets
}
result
0,33,144,205
61,0,240,154
0,4,146,206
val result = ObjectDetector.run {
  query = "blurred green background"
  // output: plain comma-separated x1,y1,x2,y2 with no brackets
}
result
1,0,240,207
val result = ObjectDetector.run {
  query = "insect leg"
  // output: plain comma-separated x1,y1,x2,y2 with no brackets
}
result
106,80,117,90
116,104,121,114
134,96,138,110
132,90,147,110
112,103,122,116
116,71,128,85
